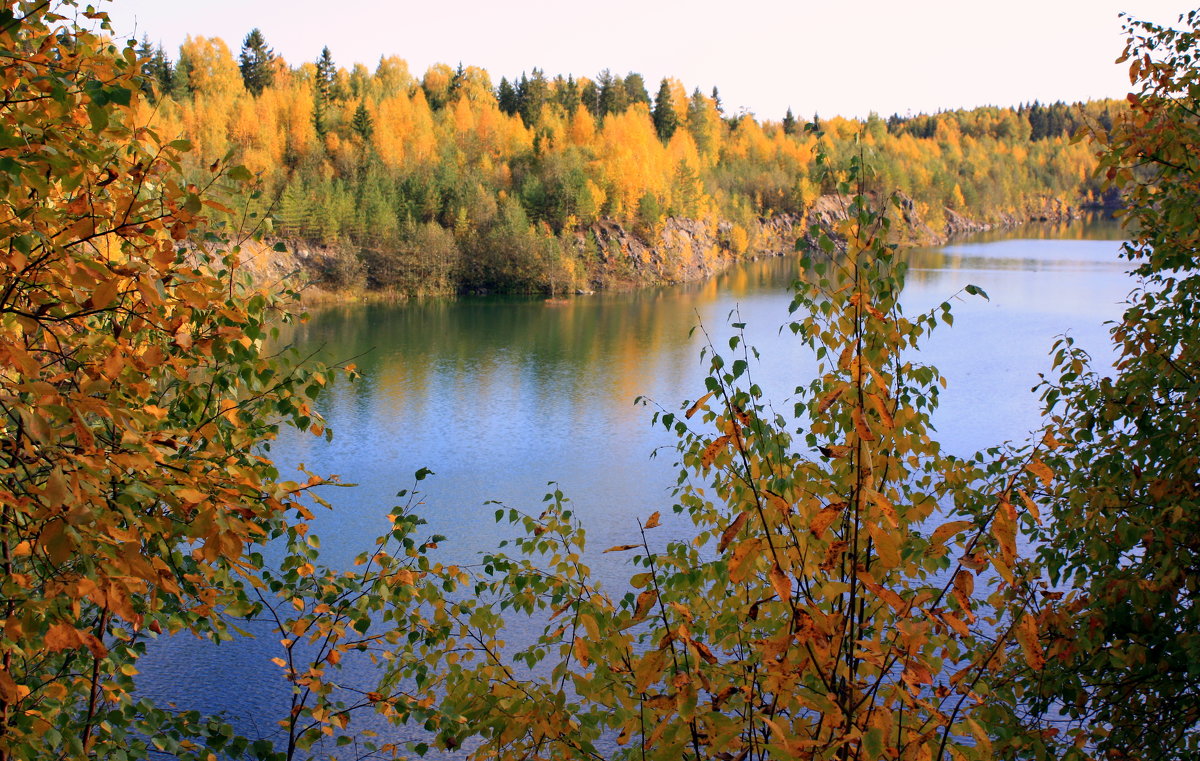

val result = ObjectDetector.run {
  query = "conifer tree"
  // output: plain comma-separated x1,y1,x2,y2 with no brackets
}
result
782,106,796,135
623,72,650,106
497,76,518,115
238,28,274,96
313,46,336,136
352,100,374,141
652,78,677,141
597,69,627,116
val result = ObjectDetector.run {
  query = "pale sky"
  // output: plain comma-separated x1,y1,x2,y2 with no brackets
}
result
103,0,1193,121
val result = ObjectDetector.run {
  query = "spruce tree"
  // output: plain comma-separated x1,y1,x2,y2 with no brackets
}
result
497,77,518,115
238,28,275,96
652,78,677,141
352,101,374,142
313,46,336,137
597,69,627,116
782,107,796,135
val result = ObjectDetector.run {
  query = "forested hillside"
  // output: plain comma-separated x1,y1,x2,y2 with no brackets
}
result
135,32,1119,294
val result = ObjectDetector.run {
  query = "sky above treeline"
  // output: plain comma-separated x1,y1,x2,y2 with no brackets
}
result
104,0,1194,121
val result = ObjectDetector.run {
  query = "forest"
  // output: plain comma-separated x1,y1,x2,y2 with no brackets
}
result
2,2,1198,761
130,30,1117,294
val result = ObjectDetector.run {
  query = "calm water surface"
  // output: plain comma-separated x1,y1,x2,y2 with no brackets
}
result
141,219,1131,748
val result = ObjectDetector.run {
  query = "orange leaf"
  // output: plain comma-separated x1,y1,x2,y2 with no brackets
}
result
854,409,876,441
867,393,895,429
643,511,661,529
718,511,749,553
765,490,791,515
992,499,1018,566
930,520,974,546
573,636,590,667
810,506,843,539
816,385,845,414
701,435,731,468
604,544,640,553
632,589,657,622
1018,488,1042,525
728,538,761,583
769,564,791,602
0,670,21,704
1016,613,1046,670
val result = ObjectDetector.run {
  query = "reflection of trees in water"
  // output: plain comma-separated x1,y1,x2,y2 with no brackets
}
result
276,256,803,429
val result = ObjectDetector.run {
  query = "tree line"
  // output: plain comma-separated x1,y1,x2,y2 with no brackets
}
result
128,29,1117,295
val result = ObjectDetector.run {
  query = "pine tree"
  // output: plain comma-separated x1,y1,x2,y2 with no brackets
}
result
238,28,275,96
711,85,723,113
623,72,650,106
652,78,677,141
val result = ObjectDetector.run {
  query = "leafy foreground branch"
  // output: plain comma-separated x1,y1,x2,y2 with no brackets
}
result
331,171,1052,761
0,4,347,759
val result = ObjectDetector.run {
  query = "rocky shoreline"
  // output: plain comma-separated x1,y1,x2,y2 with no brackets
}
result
240,195,1085,302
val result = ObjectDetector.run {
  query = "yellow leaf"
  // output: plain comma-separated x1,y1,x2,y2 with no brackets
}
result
868,522,901,568
271,657,287,668
685,392,713,419
1025,459,1054,488
634,650,667,693
871,490,898,528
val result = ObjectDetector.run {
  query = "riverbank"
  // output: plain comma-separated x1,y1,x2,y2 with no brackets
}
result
237,193,1085,304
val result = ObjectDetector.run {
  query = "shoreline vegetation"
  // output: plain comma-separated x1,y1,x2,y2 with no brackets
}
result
130,29,1121,300
244,191,1095,304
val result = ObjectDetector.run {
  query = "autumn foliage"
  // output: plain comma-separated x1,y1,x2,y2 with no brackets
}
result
127,27,1115,294
3,2,1200,761
0,3,336,758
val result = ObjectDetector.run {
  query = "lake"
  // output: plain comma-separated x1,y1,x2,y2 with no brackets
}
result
139,217,1132,750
